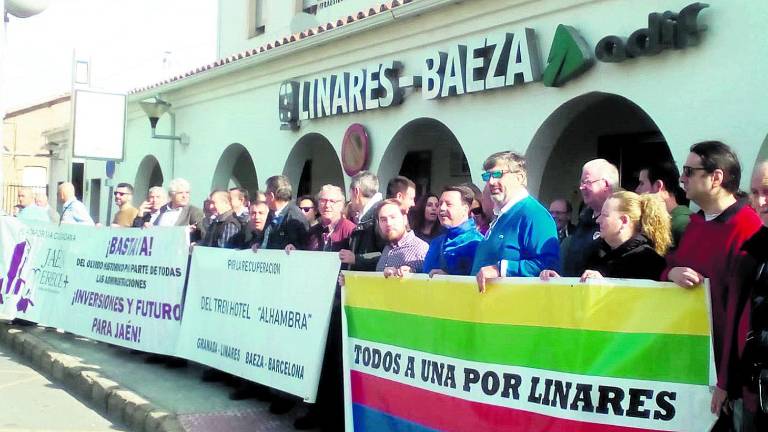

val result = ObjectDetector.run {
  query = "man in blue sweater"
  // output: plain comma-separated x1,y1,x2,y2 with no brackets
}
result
471,151,560,292
423,185,483,276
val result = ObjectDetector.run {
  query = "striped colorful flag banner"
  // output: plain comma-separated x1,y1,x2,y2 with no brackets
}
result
341,272,717,432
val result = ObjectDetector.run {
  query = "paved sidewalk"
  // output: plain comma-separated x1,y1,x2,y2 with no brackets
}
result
0,347,124,431
0,322,317,432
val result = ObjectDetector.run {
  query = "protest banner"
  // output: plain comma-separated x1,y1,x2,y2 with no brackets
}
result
0,217,52,322
342,272,716,432
0,217,189,354
177,247,340,402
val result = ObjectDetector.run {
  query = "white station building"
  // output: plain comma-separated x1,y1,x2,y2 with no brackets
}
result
76,0,767,222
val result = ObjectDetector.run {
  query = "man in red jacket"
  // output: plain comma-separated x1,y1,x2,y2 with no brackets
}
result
662,141,761,429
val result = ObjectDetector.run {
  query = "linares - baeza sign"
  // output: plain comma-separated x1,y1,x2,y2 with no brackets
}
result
278,2,708,130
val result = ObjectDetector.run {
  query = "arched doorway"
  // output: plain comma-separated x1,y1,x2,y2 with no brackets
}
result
283,133,345,198
527,92,672,208
133,155,164,199
211,143,259,194
378,118,470,198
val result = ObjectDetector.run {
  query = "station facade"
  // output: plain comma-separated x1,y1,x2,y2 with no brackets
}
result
79,0,767,222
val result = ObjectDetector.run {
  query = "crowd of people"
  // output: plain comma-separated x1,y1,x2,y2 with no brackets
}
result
7,142,768,431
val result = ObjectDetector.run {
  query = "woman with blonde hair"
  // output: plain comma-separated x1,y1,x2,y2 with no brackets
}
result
541,191,671,281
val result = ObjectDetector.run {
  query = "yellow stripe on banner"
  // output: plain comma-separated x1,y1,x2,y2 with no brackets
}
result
343,273,710,336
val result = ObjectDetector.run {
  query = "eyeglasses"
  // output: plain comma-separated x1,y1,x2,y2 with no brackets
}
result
113,191,131,197
579,178,604,187
481,169,518,182
682,166,708,177
299,206,315,213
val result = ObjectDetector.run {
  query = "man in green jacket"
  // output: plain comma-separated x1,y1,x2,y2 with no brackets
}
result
636,161,692,248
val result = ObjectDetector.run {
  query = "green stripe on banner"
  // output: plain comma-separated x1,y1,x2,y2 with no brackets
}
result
346,306,709,385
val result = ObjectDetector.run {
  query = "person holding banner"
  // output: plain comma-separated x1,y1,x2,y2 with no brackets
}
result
297,184,354,430
422,185,483,276
472,151,560,292
540,191,670,281
662,141,761,429
739,161,768,429
376,199,429,277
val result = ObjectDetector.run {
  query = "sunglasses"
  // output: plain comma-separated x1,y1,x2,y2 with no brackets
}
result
481,169,516,182
113,191,131,197
299,206,315,213
682,166,708,177
470,207,484,216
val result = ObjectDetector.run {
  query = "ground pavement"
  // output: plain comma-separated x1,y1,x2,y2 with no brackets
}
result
0,346,123,432
0,322,319,432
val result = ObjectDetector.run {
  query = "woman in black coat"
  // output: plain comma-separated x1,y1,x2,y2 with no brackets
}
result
541,191,671,281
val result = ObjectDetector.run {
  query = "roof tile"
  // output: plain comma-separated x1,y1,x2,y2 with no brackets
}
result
130,0,411,94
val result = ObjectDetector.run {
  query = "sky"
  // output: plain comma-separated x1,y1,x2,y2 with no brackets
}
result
2,0,218,110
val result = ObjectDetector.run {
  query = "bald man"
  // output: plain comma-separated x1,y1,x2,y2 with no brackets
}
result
58,182,95,225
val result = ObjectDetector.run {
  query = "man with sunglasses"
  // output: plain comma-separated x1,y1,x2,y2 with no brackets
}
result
471,151,559,293
561,159,619,276
662,141,761,429
111,183,139,227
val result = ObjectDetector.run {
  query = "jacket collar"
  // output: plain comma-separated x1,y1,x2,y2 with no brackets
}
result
695,197,749,223
606,234,650,257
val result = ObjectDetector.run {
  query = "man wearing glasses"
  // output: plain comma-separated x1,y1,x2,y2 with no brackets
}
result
306,185,355,252
561,159,619,276
297,184,356,430
471,151,559,293
662,141,761,427
548,198,574,242
111,183,139,227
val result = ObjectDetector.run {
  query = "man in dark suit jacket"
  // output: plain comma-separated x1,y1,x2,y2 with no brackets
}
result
259,175,309,250
153,178,205,243
339,171,386,271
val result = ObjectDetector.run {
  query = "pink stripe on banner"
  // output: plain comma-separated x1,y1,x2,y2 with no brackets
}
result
350,370,665,432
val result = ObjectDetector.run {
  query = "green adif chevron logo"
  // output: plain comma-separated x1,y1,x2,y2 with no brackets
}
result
542,24,595,87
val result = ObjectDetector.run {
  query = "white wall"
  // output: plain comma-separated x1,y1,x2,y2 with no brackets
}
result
104,0,768,223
